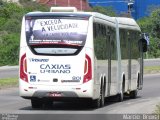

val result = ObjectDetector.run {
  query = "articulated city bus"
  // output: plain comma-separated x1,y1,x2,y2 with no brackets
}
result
19,7,147,108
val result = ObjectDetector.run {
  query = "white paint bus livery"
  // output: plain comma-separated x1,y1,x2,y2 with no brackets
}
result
19,7,147,108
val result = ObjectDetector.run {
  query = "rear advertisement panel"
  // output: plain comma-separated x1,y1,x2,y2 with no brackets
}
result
25,18,89,46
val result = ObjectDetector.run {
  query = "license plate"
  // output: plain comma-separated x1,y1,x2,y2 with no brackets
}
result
49,92,62,97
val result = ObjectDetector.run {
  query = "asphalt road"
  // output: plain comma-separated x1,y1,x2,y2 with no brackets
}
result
0,74,160,120
144,59,160,67
0,66,19,79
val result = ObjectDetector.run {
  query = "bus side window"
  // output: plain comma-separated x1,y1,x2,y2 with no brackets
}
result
93,23,97,38
94,23,108,60
102,25,106,36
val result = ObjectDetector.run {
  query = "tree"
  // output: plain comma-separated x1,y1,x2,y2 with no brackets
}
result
19,0,49,12
89,6,117,17
150,9,160,38
137,17,152,34
0,1,49,66
137,7,160,58
0,33,19,66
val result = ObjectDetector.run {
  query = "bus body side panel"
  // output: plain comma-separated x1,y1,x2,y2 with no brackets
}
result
20,17,27,47
118,22,141,93
93,16,118,97
85,16,100,100
130,31,141,91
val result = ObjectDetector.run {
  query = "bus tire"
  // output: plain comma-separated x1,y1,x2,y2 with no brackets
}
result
44,99,53,108
92,82,105,108
92,98,100,109
130,90,138,99
130,76,138,99
31,98,42,109
117,81,124,102
100,83,105,107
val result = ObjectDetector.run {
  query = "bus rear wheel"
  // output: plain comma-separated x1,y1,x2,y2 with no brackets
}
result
43,99,53,108
92,83,105,108
130,90,138,99
117,82,124,102
100,83,105,107
31,98,43,109
92,98,100,108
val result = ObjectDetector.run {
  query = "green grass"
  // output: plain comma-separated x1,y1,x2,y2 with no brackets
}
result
155,104,160,118
0,78,18,88
155,104,160,113
144,66,160,74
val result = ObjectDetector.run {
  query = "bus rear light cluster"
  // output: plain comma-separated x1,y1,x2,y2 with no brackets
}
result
83,54,92,83
20,53,28,82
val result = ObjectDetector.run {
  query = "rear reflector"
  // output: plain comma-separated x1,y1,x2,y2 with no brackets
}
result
20,54,28,82
83,54,92,83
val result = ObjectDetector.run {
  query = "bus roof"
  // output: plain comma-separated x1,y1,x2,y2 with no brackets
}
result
25,11,140,31
25,11,92,18
115,17,141,31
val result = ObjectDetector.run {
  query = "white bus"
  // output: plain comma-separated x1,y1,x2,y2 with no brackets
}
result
19,7,147,108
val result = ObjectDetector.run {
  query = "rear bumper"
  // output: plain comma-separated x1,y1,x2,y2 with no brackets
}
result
30,90,78,98
19,80,94,99
22,96,92,102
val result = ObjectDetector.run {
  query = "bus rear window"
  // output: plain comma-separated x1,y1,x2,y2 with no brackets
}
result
25,17,89,55
35,48,77,54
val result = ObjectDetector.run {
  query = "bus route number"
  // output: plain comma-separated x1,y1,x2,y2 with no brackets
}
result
72,76,81,81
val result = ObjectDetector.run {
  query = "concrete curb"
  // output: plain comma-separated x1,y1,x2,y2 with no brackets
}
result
0,65,19,71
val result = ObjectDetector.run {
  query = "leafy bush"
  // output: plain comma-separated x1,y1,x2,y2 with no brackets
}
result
137,7,160,58
0,33,19,66
89,6,117,17
0,1,49,66
3,19,21,33
155,104,160,116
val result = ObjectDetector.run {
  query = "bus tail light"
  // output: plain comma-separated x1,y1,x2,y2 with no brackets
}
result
20,53,28,82
83,54,92,83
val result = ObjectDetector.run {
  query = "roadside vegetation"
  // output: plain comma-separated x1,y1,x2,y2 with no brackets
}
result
0,0,49,66
0,78,18,88
137,6,160,58
144,66,160,74
155,104,160,117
